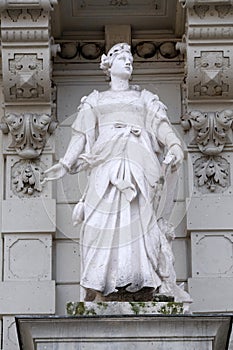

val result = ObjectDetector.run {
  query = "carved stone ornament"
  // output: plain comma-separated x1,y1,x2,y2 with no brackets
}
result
179,0,233,8
0,0,57,12
110,0,128,6
56,40,182,63
192,4,232,18
193,5,209,18
194,155,229,193
181,110,233,155
8,53,45,100
1,113,57,159
215,4,232,17
193,51,230,98
12,159,45,197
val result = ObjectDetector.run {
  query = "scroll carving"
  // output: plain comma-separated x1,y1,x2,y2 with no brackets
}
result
1,113,57,159
12,159,44,197
181,110,233,155
182,110,233,193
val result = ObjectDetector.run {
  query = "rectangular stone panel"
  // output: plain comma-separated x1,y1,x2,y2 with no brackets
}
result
191,231,233,278
3,317,19,350
189,277,233,312
0,281,55,314
2,199,56,233
56,283,80,315
4,233,52,281
56,204,80,239
187,46,233,100
187,195,233,230
173,238,190,281
55,239,80,283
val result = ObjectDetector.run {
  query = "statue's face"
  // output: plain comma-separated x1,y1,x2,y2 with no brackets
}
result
110,51,133,80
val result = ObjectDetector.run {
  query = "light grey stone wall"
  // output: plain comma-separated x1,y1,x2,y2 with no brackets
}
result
0,1,233,349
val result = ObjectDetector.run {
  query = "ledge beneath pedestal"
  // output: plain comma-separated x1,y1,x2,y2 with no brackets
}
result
16,314,233,350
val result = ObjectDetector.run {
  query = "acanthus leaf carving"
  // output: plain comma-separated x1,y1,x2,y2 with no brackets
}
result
181,110,233,155
12,159,45,197
194,155,229,193
2,113,57,159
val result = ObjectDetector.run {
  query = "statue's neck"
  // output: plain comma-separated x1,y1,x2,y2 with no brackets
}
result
110,76,129,91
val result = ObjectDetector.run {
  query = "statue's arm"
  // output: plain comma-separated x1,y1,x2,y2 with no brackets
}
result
157,120,183,168
143,89,184,168
43,131,85,182
60,131,85,171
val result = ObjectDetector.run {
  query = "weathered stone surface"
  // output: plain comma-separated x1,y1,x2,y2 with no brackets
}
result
3,317,19,350
0,281,55,314
16,315,232,350
44,42,190,304
2,199,56,233
66,301,188,316
187,195,233,230
189,277,233,312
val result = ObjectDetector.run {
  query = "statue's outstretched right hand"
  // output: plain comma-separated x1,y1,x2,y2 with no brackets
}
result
42,162,67,184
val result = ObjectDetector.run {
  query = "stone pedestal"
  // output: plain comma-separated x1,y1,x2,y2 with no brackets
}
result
16,314,232,350
66,301,189,316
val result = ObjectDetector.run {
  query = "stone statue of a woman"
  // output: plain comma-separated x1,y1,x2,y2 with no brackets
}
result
44,43,191,303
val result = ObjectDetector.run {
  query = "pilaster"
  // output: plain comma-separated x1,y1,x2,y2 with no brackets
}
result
180,0,233,311
0,1,58,348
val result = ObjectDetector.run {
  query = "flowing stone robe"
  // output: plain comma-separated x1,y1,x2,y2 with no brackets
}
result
60,87,189,301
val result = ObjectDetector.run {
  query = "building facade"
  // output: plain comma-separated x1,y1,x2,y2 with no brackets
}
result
0,0,233,349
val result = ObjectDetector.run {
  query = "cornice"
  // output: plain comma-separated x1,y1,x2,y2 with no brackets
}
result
180,0,233,8
0,0,57,11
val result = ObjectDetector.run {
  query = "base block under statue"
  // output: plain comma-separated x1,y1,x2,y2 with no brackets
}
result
16,314,232,350
66,301,190,316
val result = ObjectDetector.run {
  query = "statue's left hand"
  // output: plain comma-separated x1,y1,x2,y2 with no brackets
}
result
41,162,67,184
164,144,184,169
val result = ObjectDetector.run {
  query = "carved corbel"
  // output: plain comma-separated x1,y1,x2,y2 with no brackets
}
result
182,110,233,193
181,109,233,155
1,113,57,159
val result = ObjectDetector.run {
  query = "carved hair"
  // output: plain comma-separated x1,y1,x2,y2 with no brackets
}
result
100,42,132,76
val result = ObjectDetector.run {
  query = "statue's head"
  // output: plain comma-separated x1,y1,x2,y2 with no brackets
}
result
100,43,133,78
